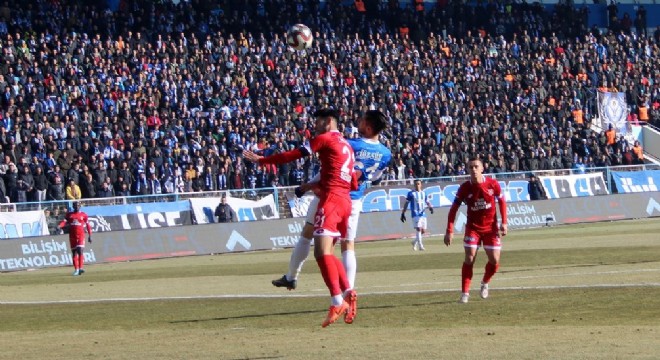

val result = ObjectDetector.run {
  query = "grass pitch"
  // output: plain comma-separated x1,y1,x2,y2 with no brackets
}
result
1,219,659,359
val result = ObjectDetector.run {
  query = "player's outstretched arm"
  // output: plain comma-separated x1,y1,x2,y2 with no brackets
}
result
244,147,306,166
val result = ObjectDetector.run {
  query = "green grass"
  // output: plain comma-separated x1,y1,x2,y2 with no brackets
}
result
1,219,659,359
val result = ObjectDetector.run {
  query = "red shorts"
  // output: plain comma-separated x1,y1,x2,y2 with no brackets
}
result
463,226,501,250
69,237,86,249
313,192,352,239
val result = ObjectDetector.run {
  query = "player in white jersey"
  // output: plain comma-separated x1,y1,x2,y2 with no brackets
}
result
272,110,392,325
400,179,434,251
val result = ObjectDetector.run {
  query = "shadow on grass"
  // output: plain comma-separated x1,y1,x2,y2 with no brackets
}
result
170,300,455,324
500,259,659,274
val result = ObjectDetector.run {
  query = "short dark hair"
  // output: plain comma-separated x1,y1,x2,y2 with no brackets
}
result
313,108,340,121
364,110,388,134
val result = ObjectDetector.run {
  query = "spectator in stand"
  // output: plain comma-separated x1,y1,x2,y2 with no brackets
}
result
65,179,82,200
528,175,548,201
215,195,235,223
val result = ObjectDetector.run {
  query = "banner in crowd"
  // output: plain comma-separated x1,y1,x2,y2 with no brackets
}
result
189,194,279,224
84,201,192,232
1,192,658,271
598,91,629,134
611,170,660,193
0,210,49,239
538,173,609,199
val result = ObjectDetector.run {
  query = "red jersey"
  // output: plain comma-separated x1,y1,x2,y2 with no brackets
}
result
60,211,91,242
260,130,355,196
448,177,507,233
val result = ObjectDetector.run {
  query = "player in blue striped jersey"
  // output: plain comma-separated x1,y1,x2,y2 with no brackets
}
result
272,110,391,324
400,179,434,251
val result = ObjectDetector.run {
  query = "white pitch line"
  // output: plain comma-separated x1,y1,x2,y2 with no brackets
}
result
2,283,660,305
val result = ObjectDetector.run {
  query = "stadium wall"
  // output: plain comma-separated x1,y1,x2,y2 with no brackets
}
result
0,192,658,272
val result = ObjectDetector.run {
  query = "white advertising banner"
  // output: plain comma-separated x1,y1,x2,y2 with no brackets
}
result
190,194,279,224
0,210,50,239
538,173,609,199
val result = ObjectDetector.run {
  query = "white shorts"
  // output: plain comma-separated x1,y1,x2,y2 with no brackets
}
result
305,196,320,225
412,216,427,230
305,196,362,241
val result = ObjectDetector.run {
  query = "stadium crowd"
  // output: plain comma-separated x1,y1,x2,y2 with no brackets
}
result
0,0,657,204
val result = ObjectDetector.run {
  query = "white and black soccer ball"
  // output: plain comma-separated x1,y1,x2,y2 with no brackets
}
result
286,24,313,51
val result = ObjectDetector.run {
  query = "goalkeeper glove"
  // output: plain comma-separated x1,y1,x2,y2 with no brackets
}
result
88,237,92,244
400,213,406,223
429,207,434,214
294,186,305,198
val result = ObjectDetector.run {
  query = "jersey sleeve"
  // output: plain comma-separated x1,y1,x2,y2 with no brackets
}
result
492,178,503,198
453,182,469,205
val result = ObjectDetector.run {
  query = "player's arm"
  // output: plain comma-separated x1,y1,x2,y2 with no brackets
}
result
496,185,508,236
445,185,466,246
243,147,305,165
85,214,93,242
400,200,409,222
426,196,434,214
295,173,322,197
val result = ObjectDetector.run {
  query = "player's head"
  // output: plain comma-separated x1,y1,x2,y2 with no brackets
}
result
414,179,422,191
312,108,340,135
467,157,484,179
358,110,388,138
72,201,81,212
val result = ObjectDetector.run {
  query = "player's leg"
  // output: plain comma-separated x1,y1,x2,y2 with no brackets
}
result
341,199,361,291
459,230,480,303
480,234,502,299
340,200,360,324
417,217,428,250
286,223,314,279
70,240,79,275
71,244,80,276
77,246,85,274
273,197,319,289
313,194,351,327
411,217,421,250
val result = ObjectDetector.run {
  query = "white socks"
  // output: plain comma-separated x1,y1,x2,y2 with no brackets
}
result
416,231,423,248
342,249,356,290
286,236,312,281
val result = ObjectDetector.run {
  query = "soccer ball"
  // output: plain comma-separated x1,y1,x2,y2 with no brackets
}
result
286,24,313,51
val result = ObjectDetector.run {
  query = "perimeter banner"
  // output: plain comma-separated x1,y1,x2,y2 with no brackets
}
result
611,170,660,193
287,173,608,217
84,201,192,233
0,210,49,239
189,194,279,224
1,192,658,271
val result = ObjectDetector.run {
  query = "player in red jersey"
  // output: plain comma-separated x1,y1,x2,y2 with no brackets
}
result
58,201,92,276
243,108,356,327
444,158,508,304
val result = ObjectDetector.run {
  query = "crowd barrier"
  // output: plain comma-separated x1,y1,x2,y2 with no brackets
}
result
0,191,658,272
1,167,659,240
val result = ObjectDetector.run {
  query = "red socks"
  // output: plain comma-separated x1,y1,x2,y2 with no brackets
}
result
483,262,499,284
316,255,342,296
333,256,349,292
461,262,473,294
72,253,79,270
78,252,84,269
